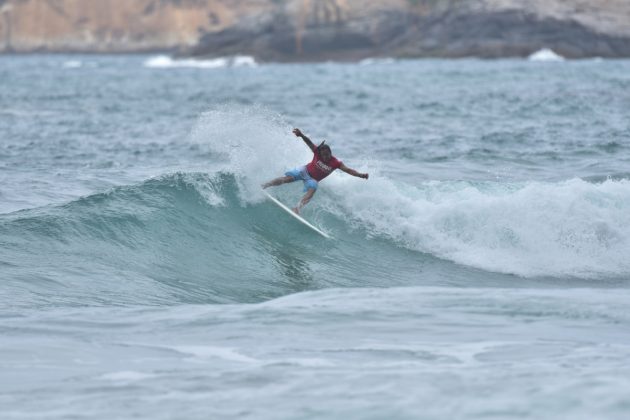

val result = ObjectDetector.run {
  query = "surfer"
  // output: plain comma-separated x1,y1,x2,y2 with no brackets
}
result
262,128,369,214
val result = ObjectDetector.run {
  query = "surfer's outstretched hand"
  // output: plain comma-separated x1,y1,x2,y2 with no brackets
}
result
293,128,303,137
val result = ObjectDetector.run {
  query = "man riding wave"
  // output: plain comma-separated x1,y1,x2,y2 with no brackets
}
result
262,128,369,214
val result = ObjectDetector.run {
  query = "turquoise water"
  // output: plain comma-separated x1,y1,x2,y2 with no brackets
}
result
1,55,630,419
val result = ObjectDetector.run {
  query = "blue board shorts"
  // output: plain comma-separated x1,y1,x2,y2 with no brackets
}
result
285,166,318,191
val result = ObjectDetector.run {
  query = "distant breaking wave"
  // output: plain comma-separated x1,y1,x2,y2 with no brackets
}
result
528,48,565,62
144,55,257,69
359,57,396,65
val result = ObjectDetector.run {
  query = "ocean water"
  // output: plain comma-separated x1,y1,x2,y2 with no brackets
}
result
1,54,630,419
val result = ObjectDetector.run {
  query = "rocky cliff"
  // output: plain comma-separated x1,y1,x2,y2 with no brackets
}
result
1,0,629,58
0,0,267,52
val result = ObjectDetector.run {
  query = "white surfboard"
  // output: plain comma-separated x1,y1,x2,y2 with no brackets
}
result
262,190,331,239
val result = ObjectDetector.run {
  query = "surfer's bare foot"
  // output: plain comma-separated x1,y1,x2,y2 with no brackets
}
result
261,182,269,189
292,207,300,215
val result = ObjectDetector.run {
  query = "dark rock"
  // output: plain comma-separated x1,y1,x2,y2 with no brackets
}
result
189,9,413,61
189,8,630,60
397,10,630,58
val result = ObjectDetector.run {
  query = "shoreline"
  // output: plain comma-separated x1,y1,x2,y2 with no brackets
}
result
2,50,629,63
2,3,630,60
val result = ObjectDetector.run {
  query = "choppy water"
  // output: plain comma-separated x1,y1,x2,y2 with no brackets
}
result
1,54,630,419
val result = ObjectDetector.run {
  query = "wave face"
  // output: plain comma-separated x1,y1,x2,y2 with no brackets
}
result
0,172,330,307
0,171,420,307
2,170,630,308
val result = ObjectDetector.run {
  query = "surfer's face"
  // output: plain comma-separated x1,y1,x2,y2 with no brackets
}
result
320,147,332,162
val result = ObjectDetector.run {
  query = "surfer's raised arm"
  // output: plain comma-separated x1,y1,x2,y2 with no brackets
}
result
293,128,317,152
339,163,369,179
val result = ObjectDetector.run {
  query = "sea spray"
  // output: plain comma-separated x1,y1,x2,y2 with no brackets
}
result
189,105,311,202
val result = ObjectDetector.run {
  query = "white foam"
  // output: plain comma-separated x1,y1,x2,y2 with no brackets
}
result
528,48,565,62
327,176,630,279
231,55,258,67
144,55,257,69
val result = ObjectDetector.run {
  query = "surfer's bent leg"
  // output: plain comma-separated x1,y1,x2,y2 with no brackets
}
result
293,179,318,214
262,176,293,189
263,167,308,189
294,188,316,214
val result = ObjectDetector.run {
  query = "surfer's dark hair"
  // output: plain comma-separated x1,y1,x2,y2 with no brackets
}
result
317,141,331,154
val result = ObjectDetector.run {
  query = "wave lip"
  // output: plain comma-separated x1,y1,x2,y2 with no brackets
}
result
143,55,257,69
